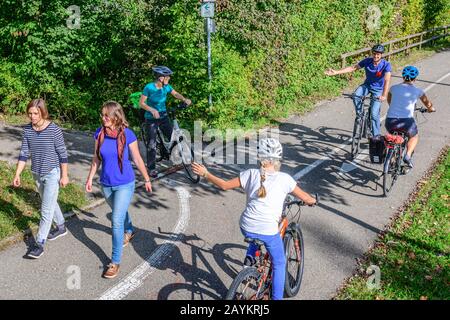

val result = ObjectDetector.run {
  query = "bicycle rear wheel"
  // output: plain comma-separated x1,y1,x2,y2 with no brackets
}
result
284,225,304,297
226,267,267,300
155,129,166,162
140,123,150,149
383,148,399,196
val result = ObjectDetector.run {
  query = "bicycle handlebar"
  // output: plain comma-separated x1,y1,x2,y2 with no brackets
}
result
414,106,430,113
285,193,319,208
343,93,381,102
167,102,190,114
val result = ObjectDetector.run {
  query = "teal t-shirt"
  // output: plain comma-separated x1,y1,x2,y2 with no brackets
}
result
142,83,174,120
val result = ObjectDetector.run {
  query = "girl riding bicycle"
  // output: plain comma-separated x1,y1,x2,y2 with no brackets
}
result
192,138,316,300
386,66,435,168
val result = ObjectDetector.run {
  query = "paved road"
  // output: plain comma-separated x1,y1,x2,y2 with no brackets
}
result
0,48,449,300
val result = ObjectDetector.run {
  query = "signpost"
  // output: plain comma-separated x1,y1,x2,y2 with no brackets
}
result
201,0,215,108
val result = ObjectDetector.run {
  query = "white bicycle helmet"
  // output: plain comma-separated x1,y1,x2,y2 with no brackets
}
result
257,138,283,160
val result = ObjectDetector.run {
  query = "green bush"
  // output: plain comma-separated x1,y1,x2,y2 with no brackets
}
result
0,0,448,130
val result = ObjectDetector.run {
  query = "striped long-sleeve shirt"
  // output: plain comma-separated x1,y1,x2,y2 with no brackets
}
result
18,122,68,176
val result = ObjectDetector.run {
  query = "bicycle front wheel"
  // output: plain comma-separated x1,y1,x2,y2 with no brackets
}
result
351,117,362,159
226,267,266,300
173,139,200,183
284,225,304,297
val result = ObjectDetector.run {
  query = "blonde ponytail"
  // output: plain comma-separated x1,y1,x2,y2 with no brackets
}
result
257,165,267,198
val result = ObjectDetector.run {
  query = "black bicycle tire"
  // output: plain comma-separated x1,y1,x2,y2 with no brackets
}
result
155,129,165,162
351,117,362,159
284,225,305,297
383,148,398,196
175,140,200,184
140,123,150,149
225,267,264,300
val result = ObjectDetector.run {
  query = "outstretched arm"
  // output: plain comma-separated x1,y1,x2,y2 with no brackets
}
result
192,162,241,190
325,64,360,76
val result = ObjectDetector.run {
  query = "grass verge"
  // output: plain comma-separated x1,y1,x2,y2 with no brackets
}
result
0,160,89,242
335,146,450,300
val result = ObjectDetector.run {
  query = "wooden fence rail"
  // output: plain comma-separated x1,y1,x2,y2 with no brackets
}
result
341,24,450,68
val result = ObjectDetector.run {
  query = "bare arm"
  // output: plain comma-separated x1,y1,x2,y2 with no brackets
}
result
60,163,69,187
129,141,151,182
12,160,27,187
291,185,316,206
192,162,241,190
420,94,435,112
171,90,191,105
85,140,101,192
325,64,360,76
139,94,159,118
381,72,391,100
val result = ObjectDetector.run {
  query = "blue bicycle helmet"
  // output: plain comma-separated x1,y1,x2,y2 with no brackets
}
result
152,65,173,77
371,44,385,53
402,65,419,81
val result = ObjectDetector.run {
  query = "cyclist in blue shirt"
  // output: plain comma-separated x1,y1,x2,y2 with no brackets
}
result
139,66,191,177
325,44,392,137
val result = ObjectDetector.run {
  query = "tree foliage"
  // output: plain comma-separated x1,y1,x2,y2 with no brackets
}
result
0,0,448,129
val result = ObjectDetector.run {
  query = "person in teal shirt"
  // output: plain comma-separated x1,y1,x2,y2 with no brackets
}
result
139,66,191,177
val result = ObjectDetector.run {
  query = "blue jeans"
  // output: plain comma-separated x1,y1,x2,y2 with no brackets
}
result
241,228,286,300
102,181,135,264
353,84,383,136
33,167,65,245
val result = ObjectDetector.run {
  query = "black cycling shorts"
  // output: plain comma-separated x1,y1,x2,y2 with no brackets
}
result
385,118,418,138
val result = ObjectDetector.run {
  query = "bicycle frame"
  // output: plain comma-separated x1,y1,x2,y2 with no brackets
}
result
250,215,291,299
157,118,188,158
236,199,306,300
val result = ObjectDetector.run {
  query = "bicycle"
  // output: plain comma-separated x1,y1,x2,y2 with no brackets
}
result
382,106,428,196
129,92,200,184
345,94,381,159
225,194,319,300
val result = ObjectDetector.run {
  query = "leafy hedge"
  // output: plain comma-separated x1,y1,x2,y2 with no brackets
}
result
0,0,449,130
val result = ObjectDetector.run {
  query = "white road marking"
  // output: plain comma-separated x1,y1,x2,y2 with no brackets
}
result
98,179,190,300
295,70,450,179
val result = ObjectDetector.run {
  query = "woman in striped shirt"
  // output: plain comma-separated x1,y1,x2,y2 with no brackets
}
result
13,99,69,259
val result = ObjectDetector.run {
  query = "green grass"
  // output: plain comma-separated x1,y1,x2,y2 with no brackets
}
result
0,160,89,241
335,147,450,300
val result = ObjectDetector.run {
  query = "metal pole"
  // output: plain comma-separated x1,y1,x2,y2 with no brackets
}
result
207,17,212,108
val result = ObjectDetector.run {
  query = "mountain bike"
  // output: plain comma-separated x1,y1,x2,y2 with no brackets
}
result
382,106,428,196
129,92,200,183
345,94,380,159
225,194,319,300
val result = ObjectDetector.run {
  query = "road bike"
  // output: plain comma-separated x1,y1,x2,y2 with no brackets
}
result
225,194,319,300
